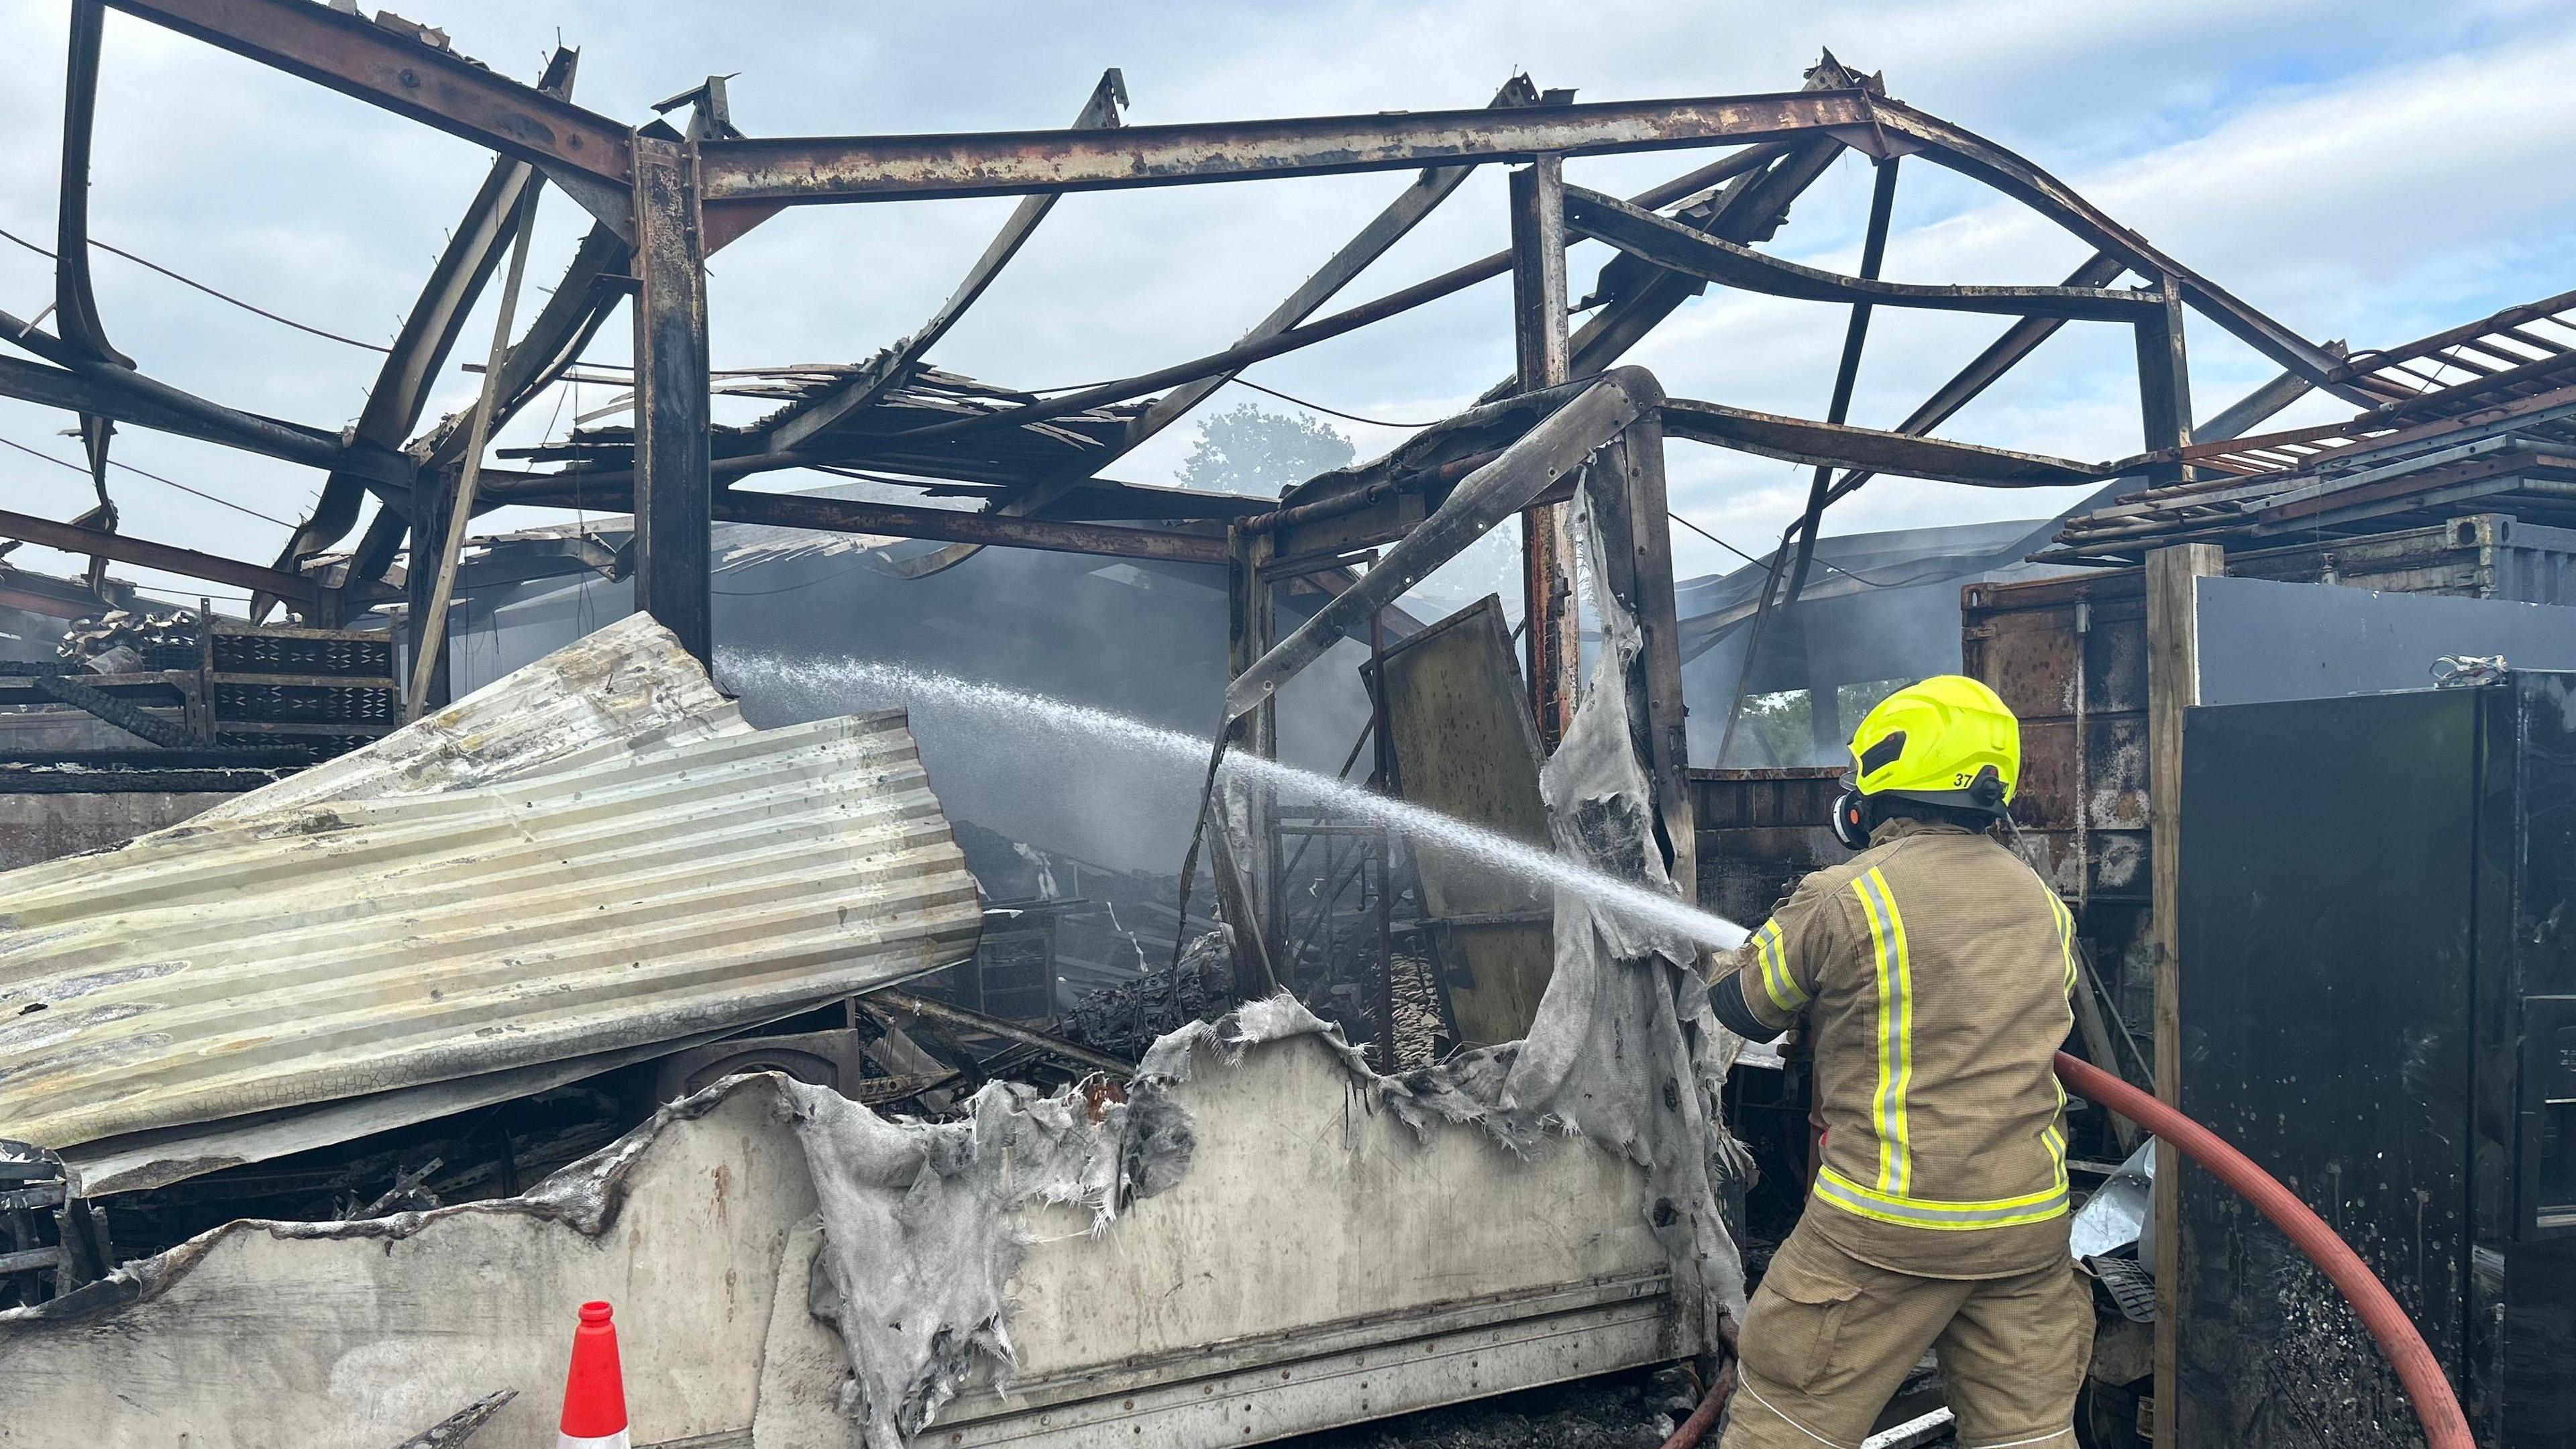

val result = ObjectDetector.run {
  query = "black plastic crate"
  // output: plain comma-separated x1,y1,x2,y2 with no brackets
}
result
210,633,394,678
213,682,397,724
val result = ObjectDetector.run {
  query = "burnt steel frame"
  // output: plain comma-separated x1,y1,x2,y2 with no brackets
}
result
6,0,2371,706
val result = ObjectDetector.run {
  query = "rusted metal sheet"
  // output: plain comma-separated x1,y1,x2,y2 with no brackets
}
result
1962,514,2576,1040
1373,597,1554,1046
2226,513,2576,602
1962,571,2157,1039
1963,572,2151,902
0,616,981,1190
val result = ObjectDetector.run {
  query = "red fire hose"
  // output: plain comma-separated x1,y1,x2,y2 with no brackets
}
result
1660,1052,2477,1449
2051,1051,2475,1449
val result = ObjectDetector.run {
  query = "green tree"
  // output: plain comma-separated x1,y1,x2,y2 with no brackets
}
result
1177,401,1354,495
1736,679,1910,767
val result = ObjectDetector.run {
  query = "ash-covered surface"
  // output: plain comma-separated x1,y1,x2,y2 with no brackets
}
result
1272,1373,1684,1449
1057,929,1232,1057
1265,1370,1961,1449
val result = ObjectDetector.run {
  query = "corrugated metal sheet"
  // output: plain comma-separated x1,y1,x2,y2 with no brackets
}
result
0,617,981,1188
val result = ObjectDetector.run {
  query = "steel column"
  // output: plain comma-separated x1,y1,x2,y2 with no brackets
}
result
628,134,712,664
1511,156,1577,750
1223,525,1281,1001
2134,279,2196,486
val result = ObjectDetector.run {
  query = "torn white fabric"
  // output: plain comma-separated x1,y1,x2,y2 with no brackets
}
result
779,1073,1195,1449
1507,472,1750,1328
1153,469,1752,1343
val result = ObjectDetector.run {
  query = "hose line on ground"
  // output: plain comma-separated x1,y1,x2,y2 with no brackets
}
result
1659,1053,2477,1449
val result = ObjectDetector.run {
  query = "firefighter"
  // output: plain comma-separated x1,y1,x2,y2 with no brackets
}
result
1706,674,2091,1449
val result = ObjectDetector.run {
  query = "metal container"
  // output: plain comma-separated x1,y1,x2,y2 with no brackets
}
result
2176,676,2576,1447
1964,512,2576,1049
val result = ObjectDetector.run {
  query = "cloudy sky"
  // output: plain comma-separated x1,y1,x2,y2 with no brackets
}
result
3,0,2573,609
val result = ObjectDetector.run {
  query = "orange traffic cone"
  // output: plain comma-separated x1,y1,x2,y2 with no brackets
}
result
557,1300,631,1448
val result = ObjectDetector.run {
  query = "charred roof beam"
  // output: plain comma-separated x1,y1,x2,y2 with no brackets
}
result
763,69,1132,458
101,0,632,189
1820,250,2129,504
1552,54,1869,390
694,91,1884,209
833,146,1781,460
0,502,382,606
885,72,1553,581
481,479,1228,566
1225,368,1662,722
53,2,125,370
0,328,391,481
1860,98,2359,400
1120,74,1555,455
1660,398,2108,487
1562,184,2155,321
270,46,581,604
97,3,2353,403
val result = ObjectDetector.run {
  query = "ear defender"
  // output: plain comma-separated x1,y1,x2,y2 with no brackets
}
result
1830,788,1872,853
1966,764,2006,813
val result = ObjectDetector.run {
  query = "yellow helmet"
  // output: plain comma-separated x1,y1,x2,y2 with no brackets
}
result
1847,675,2019,814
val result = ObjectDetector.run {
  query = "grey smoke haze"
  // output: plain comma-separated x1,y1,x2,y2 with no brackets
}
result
448,543,1374,873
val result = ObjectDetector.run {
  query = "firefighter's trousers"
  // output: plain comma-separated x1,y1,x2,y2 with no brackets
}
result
1719,1224,2093,1449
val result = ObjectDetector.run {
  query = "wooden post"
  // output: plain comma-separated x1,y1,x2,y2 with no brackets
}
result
404,468,453,713
1509,156,1577,750
1587,414,1698,902
629,132,712,665
406,181,542,720
1222,525,1280,1001
2145,541,2220,1449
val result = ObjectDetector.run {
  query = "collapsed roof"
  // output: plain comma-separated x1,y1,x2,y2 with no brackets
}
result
0,614,982,1195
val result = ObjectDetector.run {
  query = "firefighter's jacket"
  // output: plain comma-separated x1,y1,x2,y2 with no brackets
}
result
1707,817,2080,1279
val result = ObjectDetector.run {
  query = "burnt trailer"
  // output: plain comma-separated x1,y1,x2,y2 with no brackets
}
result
11,3,2576,1446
